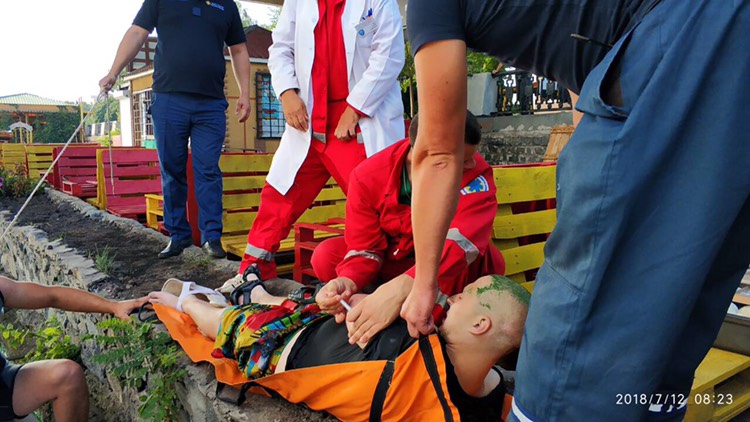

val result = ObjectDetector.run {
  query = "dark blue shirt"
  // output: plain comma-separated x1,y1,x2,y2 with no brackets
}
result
134,0,246,99
407,0,655,93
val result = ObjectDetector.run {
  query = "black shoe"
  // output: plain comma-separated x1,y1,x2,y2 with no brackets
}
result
158,238,193,259
202,239,227,259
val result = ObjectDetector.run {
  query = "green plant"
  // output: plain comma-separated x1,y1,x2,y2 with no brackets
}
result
0,315,80,364
90,246,117,274
467,51,501,75
0,316,80,421
32,111,80,144
0,164,40,198
87,319,186,421
184,253,212,270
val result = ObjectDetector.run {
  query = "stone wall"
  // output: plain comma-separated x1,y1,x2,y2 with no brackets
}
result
478,112,573,165
0,190,332,422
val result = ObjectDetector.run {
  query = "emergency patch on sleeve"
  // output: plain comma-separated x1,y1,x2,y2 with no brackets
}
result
460,175,490,195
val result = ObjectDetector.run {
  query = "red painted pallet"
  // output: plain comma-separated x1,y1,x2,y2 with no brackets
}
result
96,149,162,220
53,146,101,198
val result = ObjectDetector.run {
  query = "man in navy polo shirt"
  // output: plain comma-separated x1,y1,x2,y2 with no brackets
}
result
100,0,251,259
399,1,750,421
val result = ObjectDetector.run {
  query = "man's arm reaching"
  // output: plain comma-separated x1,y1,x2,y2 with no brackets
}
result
400,39,468,337
0,276,148,321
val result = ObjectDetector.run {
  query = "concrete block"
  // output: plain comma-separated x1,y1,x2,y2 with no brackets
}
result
467,73,498,117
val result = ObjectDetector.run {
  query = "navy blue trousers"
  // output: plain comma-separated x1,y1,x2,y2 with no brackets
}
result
150,92,227,244
511,0,750,421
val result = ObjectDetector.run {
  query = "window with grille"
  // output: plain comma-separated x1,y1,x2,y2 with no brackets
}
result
255,73,286,139
131,90,153,147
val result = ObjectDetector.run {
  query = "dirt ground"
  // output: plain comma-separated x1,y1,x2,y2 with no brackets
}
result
0,194,236,300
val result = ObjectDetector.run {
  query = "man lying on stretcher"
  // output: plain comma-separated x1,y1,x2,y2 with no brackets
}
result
149,274,529,421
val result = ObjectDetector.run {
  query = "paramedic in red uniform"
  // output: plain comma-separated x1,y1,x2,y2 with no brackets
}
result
313,111,506,344
224,0,405,288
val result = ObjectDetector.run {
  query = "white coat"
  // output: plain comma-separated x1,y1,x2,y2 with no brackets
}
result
266,0,405,195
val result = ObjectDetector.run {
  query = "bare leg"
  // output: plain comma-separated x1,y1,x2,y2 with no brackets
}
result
13,359,88,422
148,286,289,340
250,285,287,306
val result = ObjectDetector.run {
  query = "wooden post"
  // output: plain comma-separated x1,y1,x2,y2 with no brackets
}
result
79,98,85,143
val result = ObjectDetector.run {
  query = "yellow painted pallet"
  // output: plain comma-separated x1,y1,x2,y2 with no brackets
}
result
0,144,27,173
145,194,164,230
25,144,61,179
685,348,750,422
492,164,557,284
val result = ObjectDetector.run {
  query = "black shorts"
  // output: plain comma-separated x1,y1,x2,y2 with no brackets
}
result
0,355,25,421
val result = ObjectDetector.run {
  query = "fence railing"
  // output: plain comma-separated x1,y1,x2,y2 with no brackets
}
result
495,70,572,116
85,121,119,137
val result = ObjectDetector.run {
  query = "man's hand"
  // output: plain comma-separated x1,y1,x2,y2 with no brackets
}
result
316,277,357,322
111,296,149,321
280,89,309,132
400,279,438,338
236,94,251,123
347,275,412,345
335,106,361,141
99,74,117,93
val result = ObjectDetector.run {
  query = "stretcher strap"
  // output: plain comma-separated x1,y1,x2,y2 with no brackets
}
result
419,336,455,422
369,360,396,422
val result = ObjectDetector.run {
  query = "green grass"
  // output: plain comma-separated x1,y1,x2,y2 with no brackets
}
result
91,246,117,274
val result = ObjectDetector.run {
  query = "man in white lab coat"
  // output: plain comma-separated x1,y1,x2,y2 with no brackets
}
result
231,0,405,283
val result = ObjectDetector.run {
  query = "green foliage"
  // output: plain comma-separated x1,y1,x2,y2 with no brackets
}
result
86,319,187,421
90,246,117,274
467,51,501,75
235,1,257,28
87,95,120,124
184,253,212,270
0,113,15,131
0,316,80,421
398,41,416,94
265,6,282,30
0,164,40,198
0,315,80,364
32,111,80,144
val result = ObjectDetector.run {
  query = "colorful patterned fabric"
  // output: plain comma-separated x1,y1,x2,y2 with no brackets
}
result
212,303,326,379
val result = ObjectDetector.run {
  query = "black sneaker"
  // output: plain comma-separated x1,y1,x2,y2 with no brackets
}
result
158,238,193,259
202,239,227,259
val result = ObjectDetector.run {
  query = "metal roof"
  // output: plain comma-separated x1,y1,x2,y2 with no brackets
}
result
0,93,75,107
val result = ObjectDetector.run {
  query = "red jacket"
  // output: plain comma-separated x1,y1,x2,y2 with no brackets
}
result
336,139,503,296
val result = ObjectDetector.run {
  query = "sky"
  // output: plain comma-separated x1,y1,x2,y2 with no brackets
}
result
0,0,277,103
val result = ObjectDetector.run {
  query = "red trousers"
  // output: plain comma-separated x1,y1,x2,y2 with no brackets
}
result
238,137,366,279
311,236,416,285
311,236,506,295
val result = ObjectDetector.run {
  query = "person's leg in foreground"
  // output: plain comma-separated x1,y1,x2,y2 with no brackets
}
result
12,359,88,422
511,2,750,421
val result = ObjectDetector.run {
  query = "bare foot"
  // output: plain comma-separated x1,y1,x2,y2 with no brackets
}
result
250,285,273,304
148,291,180,310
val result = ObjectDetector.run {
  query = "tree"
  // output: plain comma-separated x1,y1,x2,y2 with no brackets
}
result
467,51,500,75
264,6,282,30
398,41,417,117
87,95,120,124
0,113,15,131
235,1,257,28
32,112,80,144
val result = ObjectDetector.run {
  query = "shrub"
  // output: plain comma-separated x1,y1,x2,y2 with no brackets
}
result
87,319,186,421
0,164,40,198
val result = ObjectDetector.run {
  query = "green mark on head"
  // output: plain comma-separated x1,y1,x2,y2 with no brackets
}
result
476,275,531,309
